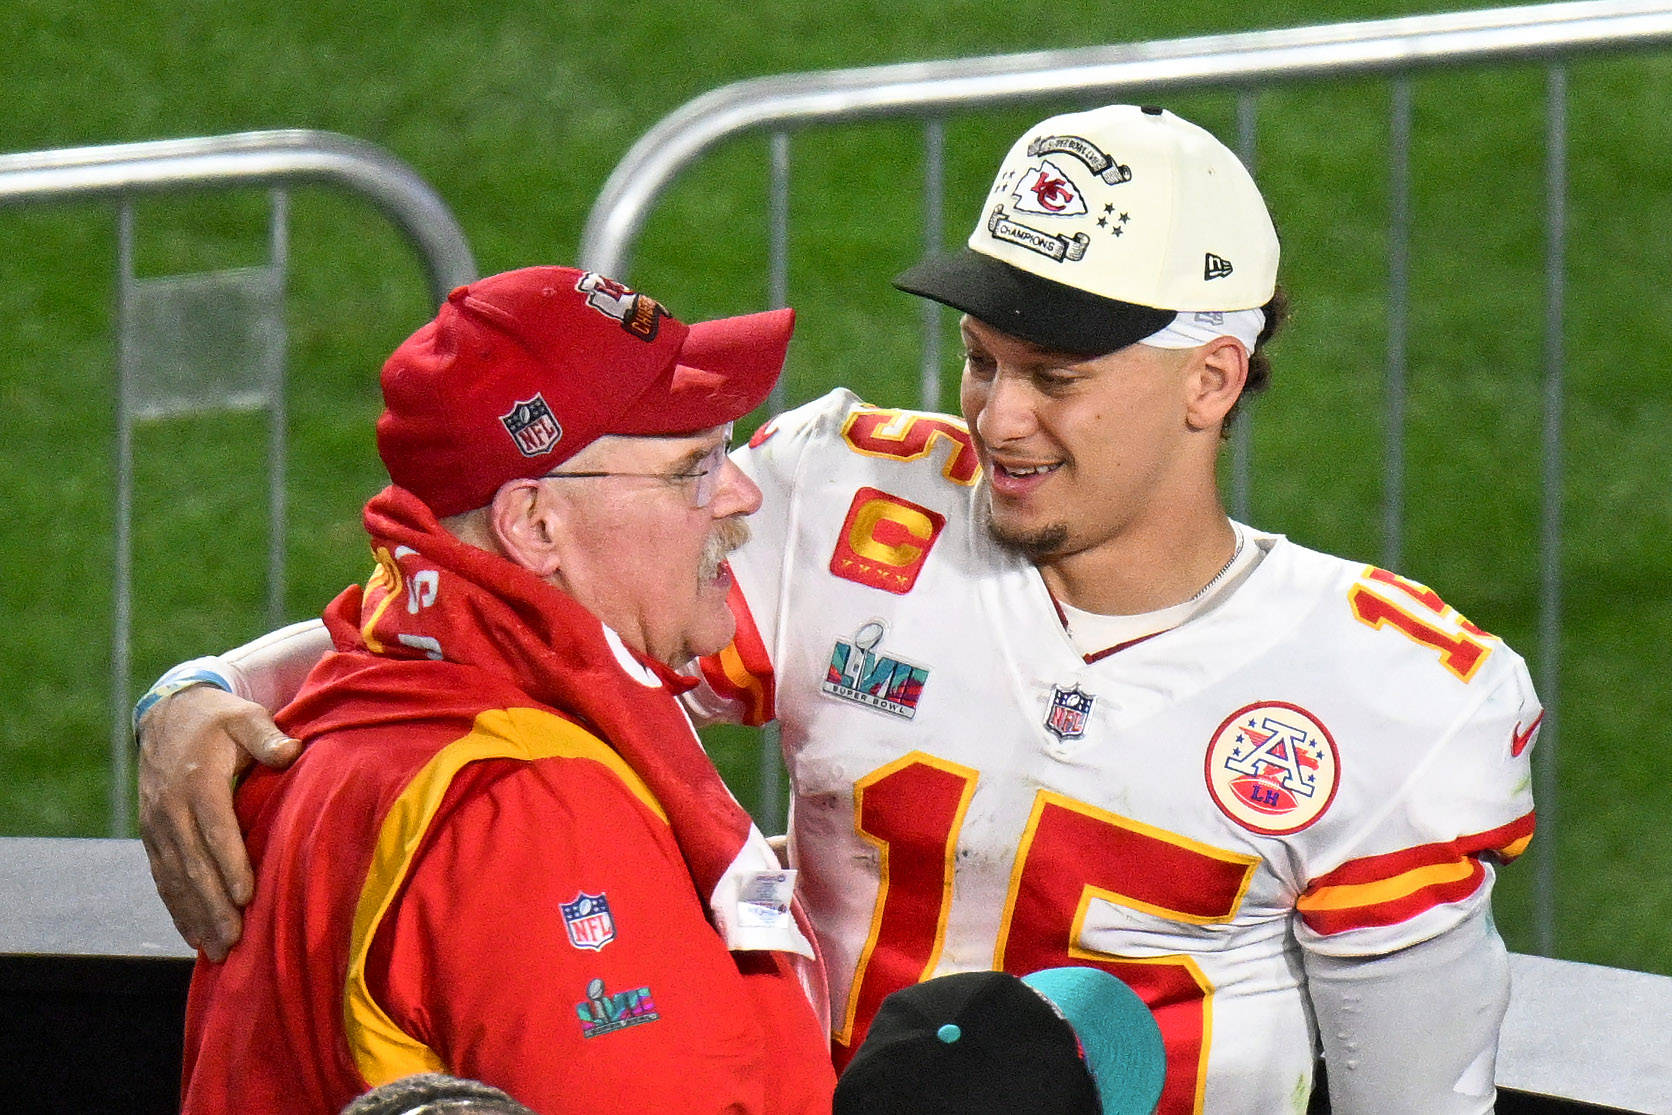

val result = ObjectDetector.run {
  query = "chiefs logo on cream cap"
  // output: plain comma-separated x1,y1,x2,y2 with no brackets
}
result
895,105,1279,355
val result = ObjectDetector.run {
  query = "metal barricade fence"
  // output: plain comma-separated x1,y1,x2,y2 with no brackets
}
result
0,130,476,835
577,0,1672,957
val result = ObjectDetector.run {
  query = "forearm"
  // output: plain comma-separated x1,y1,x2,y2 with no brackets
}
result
139,619,331,721
134,620,329,957
219,619,332,711
1305,904,1509,1113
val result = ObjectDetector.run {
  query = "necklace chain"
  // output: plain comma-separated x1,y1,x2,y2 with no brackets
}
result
1187,529,1246,604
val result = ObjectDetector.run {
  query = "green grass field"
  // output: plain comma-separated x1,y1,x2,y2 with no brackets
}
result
2,0,1669,978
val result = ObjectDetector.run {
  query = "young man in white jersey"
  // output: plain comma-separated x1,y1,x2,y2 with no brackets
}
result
137,105,1539,1114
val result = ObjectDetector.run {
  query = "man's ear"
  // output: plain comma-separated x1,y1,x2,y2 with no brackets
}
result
1184,336,1250,432
488,478,564,579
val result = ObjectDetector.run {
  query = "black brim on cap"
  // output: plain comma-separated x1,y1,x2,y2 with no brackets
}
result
895,249,1175,356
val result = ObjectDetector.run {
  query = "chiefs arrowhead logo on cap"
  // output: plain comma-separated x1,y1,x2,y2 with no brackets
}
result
577,271,669,341
1012,159,1089,217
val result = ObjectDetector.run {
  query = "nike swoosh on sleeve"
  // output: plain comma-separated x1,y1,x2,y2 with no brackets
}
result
1511,710,1545,757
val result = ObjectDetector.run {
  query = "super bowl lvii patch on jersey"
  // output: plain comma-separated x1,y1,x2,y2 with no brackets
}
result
822,621,929,719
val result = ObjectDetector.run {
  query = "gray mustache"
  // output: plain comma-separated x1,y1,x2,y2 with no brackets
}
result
699,517,751,581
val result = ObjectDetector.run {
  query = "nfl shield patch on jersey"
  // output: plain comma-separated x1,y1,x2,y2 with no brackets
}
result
1205,702,1340,835
1044,684,1095,741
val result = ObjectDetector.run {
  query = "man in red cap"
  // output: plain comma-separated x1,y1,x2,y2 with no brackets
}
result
174,267,834,1114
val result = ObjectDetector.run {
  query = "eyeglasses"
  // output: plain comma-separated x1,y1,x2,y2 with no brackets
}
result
541,430,732,508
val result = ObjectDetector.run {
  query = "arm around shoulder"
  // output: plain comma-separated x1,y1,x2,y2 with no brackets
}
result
135,618,330,959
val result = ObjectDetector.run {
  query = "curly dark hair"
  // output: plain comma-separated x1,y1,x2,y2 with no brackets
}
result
1224,283,1290,434
339,1074,537,1115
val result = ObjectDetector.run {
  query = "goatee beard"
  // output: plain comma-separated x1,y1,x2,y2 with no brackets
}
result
977,477,1069,560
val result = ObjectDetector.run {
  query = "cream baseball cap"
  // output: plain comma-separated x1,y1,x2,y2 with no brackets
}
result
895,104,1279,354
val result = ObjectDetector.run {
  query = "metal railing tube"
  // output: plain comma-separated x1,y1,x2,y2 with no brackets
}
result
0,130,475,303
580,0,1672,277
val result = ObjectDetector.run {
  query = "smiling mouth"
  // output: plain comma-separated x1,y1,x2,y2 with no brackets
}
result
997,462,1060,478
987,460,1063,495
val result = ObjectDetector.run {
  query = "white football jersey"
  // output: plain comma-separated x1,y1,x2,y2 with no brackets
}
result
689,390,1538,1114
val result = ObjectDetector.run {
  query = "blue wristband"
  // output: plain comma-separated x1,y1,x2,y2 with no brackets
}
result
132,663,235,740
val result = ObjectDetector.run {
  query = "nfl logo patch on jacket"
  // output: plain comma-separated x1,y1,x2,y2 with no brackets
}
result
561,891,616,951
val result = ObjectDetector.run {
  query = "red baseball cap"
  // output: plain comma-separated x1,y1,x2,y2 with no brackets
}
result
377,266,795,517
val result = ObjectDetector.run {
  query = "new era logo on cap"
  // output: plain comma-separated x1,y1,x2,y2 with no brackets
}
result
1204,253,1234,281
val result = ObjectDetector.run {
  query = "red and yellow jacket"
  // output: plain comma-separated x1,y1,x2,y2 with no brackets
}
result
181,487,833,1114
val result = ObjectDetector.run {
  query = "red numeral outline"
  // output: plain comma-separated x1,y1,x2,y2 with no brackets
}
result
841,408,980,486
836,762,1257,1115
1348,567,1495,682
833,752,978,1058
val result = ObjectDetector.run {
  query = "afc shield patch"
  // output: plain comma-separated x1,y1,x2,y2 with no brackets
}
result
1205,701,1340,835
560,891,616,951
500,393,563,458
829,487,945,595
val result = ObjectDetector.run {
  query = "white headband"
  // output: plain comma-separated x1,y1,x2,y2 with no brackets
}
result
1139,308,1266,352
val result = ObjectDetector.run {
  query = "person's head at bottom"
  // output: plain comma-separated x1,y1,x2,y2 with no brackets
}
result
377,266,794,668
834,967,1166,1115
340,1072,537,1115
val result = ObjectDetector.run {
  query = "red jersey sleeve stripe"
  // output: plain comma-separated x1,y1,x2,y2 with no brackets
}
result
697,577,776,726
1298,859,1487,935
1305,811,1536,890
1296,812,1534,936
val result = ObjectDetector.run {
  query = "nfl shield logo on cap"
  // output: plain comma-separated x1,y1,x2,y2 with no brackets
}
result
500,393,563,458
561,891,616,951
